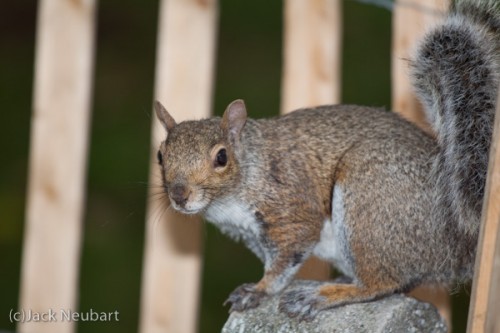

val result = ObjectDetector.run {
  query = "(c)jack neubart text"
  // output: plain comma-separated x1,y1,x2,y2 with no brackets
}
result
10,308,120,323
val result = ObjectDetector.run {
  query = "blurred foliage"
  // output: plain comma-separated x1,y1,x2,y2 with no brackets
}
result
0,0,469,332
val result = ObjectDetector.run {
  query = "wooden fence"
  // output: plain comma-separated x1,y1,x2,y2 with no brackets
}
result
19,0,500,332
20,0,96,332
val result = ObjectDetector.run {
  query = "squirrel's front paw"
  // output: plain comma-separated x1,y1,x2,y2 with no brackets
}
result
278,285,327,322
224,283,267,312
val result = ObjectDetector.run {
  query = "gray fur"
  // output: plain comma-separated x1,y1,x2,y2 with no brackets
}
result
411,0,499,237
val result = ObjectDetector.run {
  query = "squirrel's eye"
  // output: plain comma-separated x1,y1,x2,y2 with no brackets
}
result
215,148,227,168
157,150,163,165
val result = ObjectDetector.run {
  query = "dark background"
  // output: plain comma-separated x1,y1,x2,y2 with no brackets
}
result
0,0,469,332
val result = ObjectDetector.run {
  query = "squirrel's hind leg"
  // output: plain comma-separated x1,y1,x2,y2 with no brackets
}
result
279,280,398,321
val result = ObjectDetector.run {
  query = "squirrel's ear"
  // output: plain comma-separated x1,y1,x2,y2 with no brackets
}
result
154,101,176,132
222,99,247,144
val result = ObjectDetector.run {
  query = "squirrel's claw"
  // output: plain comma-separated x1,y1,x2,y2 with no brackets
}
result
278,285,327,322
224,283,267,312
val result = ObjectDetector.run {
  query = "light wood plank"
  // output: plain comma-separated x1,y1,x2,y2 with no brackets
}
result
392,0,447,131
139,0,218,332
392,0,452,328
467,88,500,333
281,0,342,279
19,0,97,333
281,0,342,113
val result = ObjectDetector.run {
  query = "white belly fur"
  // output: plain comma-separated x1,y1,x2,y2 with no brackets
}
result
313,185,355,278
204,197,267,262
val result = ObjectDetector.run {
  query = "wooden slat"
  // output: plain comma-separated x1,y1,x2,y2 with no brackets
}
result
19,0,97,333
281,0,341,114
392,0,447,131
391,0,452,328
467,88,500,333
139,0,218,332
281,0,342,280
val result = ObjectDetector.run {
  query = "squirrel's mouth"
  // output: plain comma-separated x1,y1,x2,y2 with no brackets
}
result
173,206,201,215
169,188,208,215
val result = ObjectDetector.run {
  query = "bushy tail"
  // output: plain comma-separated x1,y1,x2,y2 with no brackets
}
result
411,0,500,236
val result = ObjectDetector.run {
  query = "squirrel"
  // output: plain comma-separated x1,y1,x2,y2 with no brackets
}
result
153,0,499,321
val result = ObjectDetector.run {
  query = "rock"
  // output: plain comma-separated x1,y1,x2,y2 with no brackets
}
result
222,281,447,333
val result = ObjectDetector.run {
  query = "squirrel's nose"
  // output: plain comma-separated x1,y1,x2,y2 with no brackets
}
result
170,184,190,207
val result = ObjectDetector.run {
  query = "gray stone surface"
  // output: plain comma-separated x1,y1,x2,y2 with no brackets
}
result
222,281,447,333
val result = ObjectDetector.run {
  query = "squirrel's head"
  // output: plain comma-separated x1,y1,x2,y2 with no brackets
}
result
154,100,247,214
